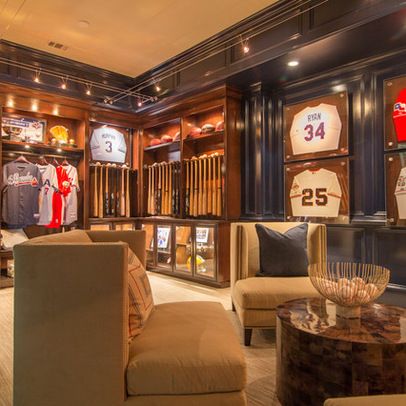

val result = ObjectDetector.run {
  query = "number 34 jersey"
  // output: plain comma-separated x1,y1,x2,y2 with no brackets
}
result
90,127,127,163
290,103,342,155
290,168,342,218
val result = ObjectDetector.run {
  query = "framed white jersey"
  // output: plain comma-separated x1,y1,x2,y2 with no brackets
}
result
289,168,342,218
290,103,342,156
90,127,127,163
395,167,406,219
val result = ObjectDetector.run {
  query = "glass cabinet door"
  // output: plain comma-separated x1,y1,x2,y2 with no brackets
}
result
156,225,172,269
175,225,192,273
142,223,155,266
194,225,216,279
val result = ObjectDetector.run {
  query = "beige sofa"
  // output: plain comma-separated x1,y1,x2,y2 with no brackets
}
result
324,394,406,405
13,230,247,406
230,222,326,345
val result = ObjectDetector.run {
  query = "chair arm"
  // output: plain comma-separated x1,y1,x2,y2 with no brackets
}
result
13,242,128,406
86,230,146,267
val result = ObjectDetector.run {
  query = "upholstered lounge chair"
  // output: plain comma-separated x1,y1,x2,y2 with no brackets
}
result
13,230,247,406
230,222,326,345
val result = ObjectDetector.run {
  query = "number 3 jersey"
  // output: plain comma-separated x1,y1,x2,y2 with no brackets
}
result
395,167,406,219
290,168,342,218
290,103,342,155
90,127,127,163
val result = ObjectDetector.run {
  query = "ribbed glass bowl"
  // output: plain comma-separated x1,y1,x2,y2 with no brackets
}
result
309,262,390,317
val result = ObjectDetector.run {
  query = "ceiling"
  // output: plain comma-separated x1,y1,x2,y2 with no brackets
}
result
0,0,277,77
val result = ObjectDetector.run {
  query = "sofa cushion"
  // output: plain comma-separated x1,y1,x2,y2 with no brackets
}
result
28,229,92,244
128,249,154,340
127,301,246,396
255,223,309,277
324,394,406,406
233,276,319,310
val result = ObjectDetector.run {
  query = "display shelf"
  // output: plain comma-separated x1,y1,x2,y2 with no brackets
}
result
144,140,180,152
184,130,224,143
2,140,84,158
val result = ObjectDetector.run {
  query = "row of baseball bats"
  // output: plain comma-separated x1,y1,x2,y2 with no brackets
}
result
146,161,181,216
185,153,223,217
91,164,132,218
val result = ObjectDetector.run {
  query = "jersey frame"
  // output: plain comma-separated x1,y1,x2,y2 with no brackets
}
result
285,157,350,224
384,75,406,151
283,92,349,162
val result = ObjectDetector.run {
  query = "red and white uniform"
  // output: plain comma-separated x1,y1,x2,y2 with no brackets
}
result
290,168,342,218
63,164,79,225
393,89,406,143
47,166,70,228
37,164,58,225
395,167,406,219
290,103,342,155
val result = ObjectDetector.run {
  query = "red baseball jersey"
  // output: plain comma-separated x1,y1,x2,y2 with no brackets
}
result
393,88,406,143
46,166,70,228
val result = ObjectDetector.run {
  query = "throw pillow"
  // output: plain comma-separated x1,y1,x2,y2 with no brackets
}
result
127,248,154,340
255,223,309,277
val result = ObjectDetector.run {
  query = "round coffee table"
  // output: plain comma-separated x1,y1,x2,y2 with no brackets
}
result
276,298,406,406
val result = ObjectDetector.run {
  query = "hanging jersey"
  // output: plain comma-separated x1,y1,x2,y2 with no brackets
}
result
395,167,406,219
393,89,406,143
37,164,58,225
2,161,42,227
290,103,342,155
90,127,127,163
47,166,69,228
290,168,342,218
63,164,79,225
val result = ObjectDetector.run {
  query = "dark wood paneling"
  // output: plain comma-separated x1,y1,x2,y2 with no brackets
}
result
326,226,365,263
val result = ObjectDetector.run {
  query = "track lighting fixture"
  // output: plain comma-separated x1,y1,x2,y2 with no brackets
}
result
154,82,161,92
137,99,143,107
33,69,41,83
85,83,92,95
60,76,68,90
287,60,299,67
240,35,250,55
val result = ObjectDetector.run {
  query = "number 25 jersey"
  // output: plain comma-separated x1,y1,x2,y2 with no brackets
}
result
290,103,342,155
290,168,342,218
90,127,127,163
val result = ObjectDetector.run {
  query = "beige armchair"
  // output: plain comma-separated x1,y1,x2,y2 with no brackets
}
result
14,230,247,406
230,222,327,345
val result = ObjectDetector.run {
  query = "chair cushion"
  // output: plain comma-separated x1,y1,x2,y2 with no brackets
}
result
127,301,246,396
255,223,308,277
128,249,154,340
28,229,92,244
233,276,319,310
324,394,406,406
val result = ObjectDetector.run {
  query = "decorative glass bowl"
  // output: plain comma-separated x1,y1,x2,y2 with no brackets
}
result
309,262,390,318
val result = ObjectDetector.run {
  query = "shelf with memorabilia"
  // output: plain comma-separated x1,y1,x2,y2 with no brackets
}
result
138,217,230,287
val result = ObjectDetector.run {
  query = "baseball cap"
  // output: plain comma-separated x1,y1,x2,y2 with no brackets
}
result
393,88,406,143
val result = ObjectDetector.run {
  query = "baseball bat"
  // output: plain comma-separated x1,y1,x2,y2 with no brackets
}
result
193,157,198,217
162,163,166,215
116,166,120,216
105,164,109,217
157,164,162,215
147,166,152,214
207,157,212,215
217,155,222,217
189,160,194,217
197,158,202,215
110,164,116,217
93,164,99,217
165,163,169,215
169,163,173,215
185,160,190,216
98,163,103,218
120,166,125,216
125,167,130,217
212,155,217,216
202,156,207,216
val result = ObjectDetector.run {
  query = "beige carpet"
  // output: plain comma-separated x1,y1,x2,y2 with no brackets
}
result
0,273,279,406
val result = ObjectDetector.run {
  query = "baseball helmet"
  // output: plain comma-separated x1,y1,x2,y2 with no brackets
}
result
215,120,224,132
161,134,173,143
201,123,215,134
188,127,202,138
149,138,162,146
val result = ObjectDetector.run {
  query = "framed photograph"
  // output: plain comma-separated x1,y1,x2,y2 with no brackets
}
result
157,226,171,249
90,124,129,164
196,227,209,243
285,157,350,224
385,152,406,226
1,114,46,143
284,92,349,162
384,75,406,150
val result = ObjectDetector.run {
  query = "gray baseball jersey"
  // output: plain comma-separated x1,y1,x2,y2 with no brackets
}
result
2,161,42,227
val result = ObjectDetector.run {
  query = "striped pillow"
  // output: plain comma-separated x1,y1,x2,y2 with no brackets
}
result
128,249,154,340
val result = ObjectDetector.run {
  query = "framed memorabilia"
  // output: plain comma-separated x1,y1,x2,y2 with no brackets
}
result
1,114,46,143
385,152,406,226
157,226,171,249
285,157,350,224
90,125,129,164
196,227,209,243
284,92,349,162
384,75,406,150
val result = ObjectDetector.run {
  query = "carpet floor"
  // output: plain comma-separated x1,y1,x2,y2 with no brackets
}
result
0,272,280,406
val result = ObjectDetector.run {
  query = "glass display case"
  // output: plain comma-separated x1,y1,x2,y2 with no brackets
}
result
194,226,216,279
156,225,172,269
142,223,154,267
175,225,192,273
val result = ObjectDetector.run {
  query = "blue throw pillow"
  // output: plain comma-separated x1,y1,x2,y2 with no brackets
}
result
255,223,309,277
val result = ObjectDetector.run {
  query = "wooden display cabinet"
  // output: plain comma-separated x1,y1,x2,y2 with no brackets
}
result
139,218,230,288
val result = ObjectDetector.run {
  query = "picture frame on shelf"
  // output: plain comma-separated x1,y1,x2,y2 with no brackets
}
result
384,75,406,151
284,92,349,162
196,227,210,243
157,226,171,249
285,157,350,224
1,114,46,143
